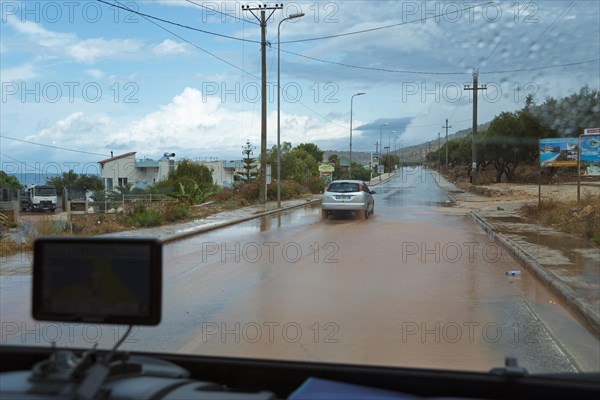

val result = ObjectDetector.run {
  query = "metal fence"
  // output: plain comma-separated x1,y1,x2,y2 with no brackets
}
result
70,193,176,214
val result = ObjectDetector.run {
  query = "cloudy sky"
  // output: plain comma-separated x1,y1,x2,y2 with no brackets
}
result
1,0,599,176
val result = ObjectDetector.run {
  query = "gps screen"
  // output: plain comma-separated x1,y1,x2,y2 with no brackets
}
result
32,238,162,326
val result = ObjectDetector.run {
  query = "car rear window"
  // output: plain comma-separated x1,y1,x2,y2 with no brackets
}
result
328,182,360,193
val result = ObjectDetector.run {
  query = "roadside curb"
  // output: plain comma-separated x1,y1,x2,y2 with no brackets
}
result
468,211,600,336
429,169,600,336
160,198,321,244
369,172,397,187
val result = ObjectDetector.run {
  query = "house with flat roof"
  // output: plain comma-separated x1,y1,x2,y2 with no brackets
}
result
99,153,244,190
98,152,173,190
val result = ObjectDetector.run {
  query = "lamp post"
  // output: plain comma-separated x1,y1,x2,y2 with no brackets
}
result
349,92,365,179
384,146,390,174
389,130,395,174
378,122,388,181
394,136,398,173
277,12,305,208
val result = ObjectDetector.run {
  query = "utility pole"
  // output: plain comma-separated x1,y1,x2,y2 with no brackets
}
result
442,118,452,172
464,69,486,184
437,132,440,172
243,4,281,203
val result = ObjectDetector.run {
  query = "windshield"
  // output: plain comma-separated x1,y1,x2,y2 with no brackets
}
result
1,0,599,377
34,187,56,196
327,182,361,193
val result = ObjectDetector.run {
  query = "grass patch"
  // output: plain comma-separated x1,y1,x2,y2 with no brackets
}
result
520,194,600,243
123,205,164,227
164,204,191,222
0,236,31,257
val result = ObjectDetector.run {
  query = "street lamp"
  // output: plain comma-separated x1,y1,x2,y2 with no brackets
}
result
378,123,388,181
277,11,305,208
379,123,388,155
384,146,390,174
394,136,398,173
349,92,365,179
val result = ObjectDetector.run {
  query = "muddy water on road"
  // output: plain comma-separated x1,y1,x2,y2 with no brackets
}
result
1,169,597,373
164,169,596,373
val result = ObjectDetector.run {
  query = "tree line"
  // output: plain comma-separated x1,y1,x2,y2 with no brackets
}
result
426,86,599,182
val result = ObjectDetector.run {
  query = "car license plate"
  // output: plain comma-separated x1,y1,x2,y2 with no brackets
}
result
337,195,350,200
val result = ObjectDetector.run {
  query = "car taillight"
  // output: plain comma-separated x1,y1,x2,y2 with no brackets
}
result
357,183,362,192
325,184,331,191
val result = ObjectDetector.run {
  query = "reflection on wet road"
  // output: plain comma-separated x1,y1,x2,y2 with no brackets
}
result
1,168,598,374
163,168,598,373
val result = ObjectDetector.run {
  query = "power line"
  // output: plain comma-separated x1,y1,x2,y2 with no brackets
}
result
0,152,48,173
281,48,599,76
108,1,347,132
280,49,468,75
513,0,577,67
482,58,599,74
280,2,494,44
110,0,261,80
0,135,109,156
184,0,259,25
96,0,260,43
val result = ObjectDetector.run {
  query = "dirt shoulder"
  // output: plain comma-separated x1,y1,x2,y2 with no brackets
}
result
441,174,600,245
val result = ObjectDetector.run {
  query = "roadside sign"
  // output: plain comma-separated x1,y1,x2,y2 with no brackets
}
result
319,163,335,172
584,128,600,135
579,134,600,176
377,165,384,173
539,138,578,167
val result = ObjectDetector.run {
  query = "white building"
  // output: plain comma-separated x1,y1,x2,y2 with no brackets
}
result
198,160,244,188
98,152,173,190
99,153,244,190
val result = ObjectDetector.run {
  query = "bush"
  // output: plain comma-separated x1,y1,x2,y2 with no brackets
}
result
302,176,325,194
209,188,236,202
164,204,191,222
236,181,260,203
268,180,305,200
124,205,164,227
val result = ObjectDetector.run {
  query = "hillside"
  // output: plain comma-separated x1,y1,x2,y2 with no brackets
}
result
323,121,491,165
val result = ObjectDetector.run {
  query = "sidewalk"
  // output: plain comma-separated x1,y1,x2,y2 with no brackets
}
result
431,171,600,336
98,196,322,243
368,171,397,186
0,196,322,274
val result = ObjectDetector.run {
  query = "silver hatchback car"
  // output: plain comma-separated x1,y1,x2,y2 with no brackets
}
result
321,180,375,220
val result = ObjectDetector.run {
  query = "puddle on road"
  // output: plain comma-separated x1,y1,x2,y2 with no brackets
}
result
483,215,600,303
423,201,455,207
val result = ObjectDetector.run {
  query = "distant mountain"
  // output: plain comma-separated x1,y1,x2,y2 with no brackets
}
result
323,121,490,164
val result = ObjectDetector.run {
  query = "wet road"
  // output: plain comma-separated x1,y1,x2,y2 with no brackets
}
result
1,167,598,374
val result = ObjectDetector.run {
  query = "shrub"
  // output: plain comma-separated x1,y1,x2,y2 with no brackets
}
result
164,204,191,222
209,188,235,202
236,181,260,203
302,176,325,194
123,205,164,227
268,180,305,200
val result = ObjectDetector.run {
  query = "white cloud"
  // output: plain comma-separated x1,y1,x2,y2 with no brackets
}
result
153,39,191,56
85,69,105,79
1,63,38,82
65,38,145,64
4,17,173,64
13,87,351,162
6,17,74,49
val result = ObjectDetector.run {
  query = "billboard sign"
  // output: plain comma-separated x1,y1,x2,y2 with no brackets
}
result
583,128,600,135
318,164,335,172
579,134,600,176
539,138,578,167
